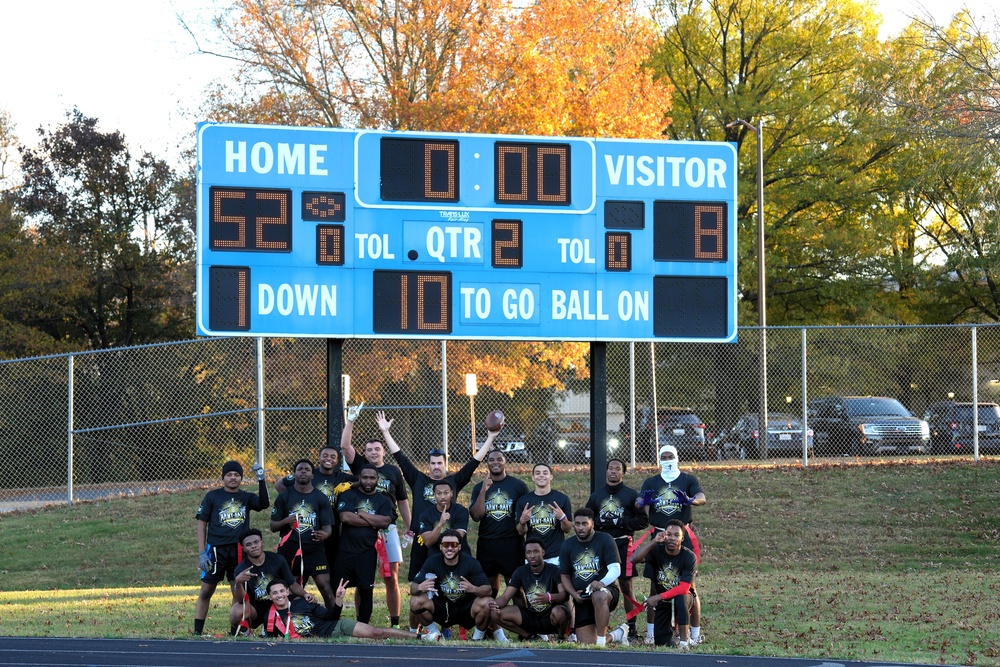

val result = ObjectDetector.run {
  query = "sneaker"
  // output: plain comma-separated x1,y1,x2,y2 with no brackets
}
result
493,629,509,643
612,622,630,646
678,640,690,650
422,631,442,641
567,633,577,643
689,634,703,646
537,634,550,641
644,635,655,645
441,628,453,639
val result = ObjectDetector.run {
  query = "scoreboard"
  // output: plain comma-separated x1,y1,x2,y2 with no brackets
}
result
196,123,738,342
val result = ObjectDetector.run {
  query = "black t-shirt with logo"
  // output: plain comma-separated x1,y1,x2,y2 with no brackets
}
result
558,531,621,593
515,490,572,560
271,486,335,554
233,552,297,604
196,484,270,546
638,472,703,528
508,562,563,614
264,596,342,638
414,552,490,603
348,455,408,520
585,482,648,539
281,469,357,507
417,501,471,555
471,475,529,541
336,488,396,554
645,543,697,596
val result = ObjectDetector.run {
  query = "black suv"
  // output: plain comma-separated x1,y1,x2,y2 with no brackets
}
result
623,407,713,461
808,396,930,456
923,401,1000,454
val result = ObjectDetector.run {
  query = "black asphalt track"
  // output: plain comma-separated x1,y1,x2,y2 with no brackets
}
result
1,637,953,667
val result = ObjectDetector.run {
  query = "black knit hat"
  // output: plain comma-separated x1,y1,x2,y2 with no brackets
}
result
222,460,244,478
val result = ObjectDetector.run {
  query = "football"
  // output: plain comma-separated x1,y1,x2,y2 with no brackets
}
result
485,410,505,432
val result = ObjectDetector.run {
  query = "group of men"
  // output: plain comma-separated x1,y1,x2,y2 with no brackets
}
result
192,403,707,648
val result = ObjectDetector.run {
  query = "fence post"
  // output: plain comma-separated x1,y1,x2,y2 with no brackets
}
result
972,327,979,463
441,340,449,460
67,354,74,506
629,341,636,469
801,328,808,468
255,338,266,466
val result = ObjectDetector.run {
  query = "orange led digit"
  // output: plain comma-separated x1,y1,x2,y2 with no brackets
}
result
209,186,291,252
316,225,345,265
605,232,631,271
693,204,725,260
495,142,571,206
491,220,523,268
211,188,246,248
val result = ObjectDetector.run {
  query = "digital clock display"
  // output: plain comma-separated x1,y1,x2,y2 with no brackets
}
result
196,124,738,342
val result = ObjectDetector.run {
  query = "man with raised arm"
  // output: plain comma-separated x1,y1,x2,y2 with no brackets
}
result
194,460,269,636
341,403,410,627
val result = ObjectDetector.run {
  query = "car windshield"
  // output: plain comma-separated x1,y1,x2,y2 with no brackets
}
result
766,413,802,428
659,413,700,424
844,398,910,417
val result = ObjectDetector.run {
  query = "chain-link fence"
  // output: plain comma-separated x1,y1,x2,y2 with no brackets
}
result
2,324,998,510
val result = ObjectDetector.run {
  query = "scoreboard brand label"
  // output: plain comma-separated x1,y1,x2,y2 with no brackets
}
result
197,123,738,342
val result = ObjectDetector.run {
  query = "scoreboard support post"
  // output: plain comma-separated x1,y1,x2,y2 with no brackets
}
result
589,341,608,495
327,338,344,451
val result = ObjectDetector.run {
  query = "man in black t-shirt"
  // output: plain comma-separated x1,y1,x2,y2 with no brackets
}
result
630,519,697,648
194,460,269,636
410,529,495,640
332,464,395,624
636,445,706,645
470,450,530,595
342,405,410,627
418,479,471,556
270,459,336,610
515,463,572,563
375,409,494,581
585,457,648,640
263,579,421,641
276,446,356,566
558,508,627,646
490,537,569,639
230,528,314,633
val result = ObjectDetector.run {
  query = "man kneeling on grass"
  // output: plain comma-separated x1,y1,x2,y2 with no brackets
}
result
263,579,420,641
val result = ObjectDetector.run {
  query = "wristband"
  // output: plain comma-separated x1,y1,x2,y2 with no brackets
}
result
547,593,552,602
556,514,566,522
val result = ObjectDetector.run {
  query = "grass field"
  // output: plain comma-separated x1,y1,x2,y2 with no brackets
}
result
0,458,998,666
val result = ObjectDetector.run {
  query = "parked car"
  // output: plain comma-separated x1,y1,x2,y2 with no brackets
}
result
532,416,623,463
808,396,930,456
622,407,714,462
716,412,814,459
923,401,1000,454
458,424,531,463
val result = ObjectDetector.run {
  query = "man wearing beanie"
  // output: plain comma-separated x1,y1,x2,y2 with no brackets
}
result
194,459,270,636
634,445,706,646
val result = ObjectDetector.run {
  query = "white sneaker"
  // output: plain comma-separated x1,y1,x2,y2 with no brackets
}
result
493,629,509,643
689,634,703,645
567,633,577,643
677,640,690,650
611,622,629,645
537,634,549,641
422,631,442,641
643,635,655,645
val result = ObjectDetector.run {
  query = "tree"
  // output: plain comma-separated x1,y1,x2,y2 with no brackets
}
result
200,0,671,136
12,109,195,352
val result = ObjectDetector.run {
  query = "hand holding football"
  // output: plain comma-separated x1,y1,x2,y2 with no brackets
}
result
485,410,505,432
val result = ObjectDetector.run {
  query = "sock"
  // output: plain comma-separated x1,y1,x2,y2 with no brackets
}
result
426,622,441,634
691,626,701,641
194,618,205,635
628,621,637,634
472,628,486,640
409,627,418,633
596,635,607,646
647,622,655,638
493,628,507,641
390,616,400,627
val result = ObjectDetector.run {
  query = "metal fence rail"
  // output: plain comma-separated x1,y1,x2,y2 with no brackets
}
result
1,324,997,509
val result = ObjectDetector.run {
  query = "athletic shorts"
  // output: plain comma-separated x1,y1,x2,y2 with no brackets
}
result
430,595,477,629
201,543,240,585
326,618,358,639
279,548,328,578
332,549,378,589
476,535,524,582
513,605,566,635
383,525,403,564
573,584,619,628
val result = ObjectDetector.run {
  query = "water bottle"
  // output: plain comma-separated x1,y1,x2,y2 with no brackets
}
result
425,573,437,599
401,530,415,549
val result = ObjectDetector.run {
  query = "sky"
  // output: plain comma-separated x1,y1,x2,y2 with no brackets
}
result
0,0,997,169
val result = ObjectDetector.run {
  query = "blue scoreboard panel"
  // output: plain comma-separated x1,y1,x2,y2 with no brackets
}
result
196,123,738,342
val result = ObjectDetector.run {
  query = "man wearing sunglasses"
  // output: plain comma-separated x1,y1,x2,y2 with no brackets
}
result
409,529,496,641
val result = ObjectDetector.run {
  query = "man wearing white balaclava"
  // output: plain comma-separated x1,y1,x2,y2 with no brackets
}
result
634,444,706,647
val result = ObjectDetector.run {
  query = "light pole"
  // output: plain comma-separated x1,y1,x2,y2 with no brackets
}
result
727,119,767,454
465,373,478,456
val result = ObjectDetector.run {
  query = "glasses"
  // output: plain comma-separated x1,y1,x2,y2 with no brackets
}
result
429,448,446,457
440,541,461,548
